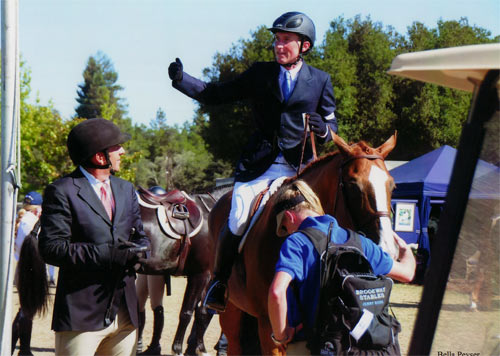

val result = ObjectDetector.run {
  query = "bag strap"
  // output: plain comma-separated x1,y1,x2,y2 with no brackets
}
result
299,226,364,262
294,222,333,352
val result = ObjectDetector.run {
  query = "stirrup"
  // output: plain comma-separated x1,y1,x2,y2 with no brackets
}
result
203,280,228,312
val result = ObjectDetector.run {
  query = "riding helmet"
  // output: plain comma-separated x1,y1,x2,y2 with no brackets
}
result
268,11,316,49
67,118,131,166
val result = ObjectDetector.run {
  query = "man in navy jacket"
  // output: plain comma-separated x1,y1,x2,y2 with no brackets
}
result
168,11,337,312
39,118,150,355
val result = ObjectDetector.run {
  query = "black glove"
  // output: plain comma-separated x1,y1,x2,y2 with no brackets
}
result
168,58,183,81
110,242,142,270
307,112,327,137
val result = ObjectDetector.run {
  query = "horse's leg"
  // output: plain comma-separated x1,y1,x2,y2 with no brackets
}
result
172,272,211,356
240,312,261,355
185,308,214,356
135,273,149,353
219,301,244,356
257,315,283,356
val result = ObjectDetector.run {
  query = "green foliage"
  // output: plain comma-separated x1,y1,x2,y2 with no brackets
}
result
132,109,231,192
0,55,73,195
20,105,74,191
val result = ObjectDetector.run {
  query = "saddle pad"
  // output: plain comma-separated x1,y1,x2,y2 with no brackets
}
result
238,176,288,253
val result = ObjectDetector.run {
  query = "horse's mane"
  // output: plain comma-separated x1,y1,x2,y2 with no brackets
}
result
300,150,341,176
295,140,376,179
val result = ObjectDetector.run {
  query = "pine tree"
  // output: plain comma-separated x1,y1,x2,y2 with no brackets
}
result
75,51,127,121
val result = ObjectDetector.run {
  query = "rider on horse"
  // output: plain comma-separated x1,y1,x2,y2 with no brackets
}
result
168,11,338,312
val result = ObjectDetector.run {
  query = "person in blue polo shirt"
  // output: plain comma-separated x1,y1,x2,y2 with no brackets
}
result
268,180,416,355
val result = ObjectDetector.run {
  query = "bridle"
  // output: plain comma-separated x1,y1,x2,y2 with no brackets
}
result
334,153,392,234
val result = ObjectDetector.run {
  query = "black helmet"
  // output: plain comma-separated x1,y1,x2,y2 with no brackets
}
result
67,118,131,166
268,11,316,48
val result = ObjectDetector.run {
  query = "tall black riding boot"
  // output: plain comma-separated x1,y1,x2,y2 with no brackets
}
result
11,309,21,355
136,310,146,354
18,314,34,356
204,223,242,312
139,305,164,355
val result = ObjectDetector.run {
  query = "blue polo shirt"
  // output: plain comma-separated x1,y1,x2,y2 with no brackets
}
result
275,214,393,340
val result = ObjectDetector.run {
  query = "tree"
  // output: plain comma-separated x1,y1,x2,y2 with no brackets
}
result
0,56,74,194
133,109,231,192
75,51,127,121
390,19,496,159
20,104,74,191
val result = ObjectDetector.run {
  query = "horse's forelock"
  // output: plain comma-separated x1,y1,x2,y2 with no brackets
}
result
352,141,375,154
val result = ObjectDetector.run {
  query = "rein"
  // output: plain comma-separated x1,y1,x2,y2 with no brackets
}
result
297,114,317,176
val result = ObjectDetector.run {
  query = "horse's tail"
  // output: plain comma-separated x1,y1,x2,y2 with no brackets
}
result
17,230,49,318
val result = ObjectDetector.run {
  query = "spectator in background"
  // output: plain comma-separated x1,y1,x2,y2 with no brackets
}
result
12,191,44,356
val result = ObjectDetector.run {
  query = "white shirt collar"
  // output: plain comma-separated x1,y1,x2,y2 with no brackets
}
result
79,166,111,198
279,60,303,80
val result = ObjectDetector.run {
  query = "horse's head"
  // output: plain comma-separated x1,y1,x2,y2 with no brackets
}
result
333,132,398,258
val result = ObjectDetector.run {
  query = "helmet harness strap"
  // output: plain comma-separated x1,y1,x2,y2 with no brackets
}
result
83,148,112,171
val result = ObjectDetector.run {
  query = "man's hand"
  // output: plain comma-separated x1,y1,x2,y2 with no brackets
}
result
110,244,140,269
168,58,183,81
307,112,327,137
110,240,149,271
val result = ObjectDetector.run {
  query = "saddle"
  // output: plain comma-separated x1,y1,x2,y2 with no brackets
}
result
137,186,203,239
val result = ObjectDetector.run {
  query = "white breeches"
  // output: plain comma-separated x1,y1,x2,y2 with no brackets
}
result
229,154,296,235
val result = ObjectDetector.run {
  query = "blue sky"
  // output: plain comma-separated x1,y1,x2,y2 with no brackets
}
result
16,0,500,127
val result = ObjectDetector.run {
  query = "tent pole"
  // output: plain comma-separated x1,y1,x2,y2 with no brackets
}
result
1,0,20,354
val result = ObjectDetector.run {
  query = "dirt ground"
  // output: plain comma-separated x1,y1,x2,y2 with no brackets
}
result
12,276,499,356
12,275,221,356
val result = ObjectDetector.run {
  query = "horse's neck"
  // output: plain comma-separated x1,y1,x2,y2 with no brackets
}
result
301,153,355,229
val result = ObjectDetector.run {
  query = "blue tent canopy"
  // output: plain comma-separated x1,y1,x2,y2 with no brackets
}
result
390,145,499,259
391,145,498,199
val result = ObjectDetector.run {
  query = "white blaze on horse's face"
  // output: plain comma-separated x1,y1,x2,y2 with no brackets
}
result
368,165,397,259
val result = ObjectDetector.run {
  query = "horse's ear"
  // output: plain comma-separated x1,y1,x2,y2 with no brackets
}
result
332,131,352,156
376,131,397,158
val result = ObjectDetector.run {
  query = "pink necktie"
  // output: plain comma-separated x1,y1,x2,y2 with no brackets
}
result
100,182,114,220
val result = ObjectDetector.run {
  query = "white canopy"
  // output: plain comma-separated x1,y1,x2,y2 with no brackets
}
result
387,43,500,92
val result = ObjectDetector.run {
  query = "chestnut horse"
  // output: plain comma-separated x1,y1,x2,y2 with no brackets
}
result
208,132,398,355
138,185,231,356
